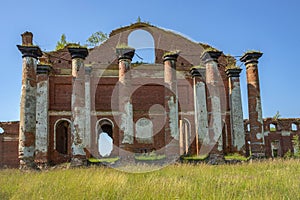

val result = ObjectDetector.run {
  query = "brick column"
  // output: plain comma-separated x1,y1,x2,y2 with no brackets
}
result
17,32,42,169
226,68,245,153
190,67,208,156
35,63,51,167
240,51,265,157
163,52,179,159
117,48,135,159
68,47,89,166
200,50,224,163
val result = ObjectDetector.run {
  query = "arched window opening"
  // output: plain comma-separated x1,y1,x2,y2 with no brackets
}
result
55,120,71,155
128,30,155,64
270,123,277,132
292,123,298,131
271,140,280,158
97,119,114,157
0,127,4,134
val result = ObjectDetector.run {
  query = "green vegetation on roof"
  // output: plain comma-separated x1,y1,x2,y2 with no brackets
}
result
163,50,180,57
244,50,262,54
203,47,220,52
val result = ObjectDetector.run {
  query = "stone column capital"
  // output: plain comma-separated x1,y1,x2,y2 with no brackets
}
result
163,51,179,62
68,47,89,59
17,45,42,59
200,50,222,64
240,51,263,65
116,48,135,61
190,66,205,78
225,68,242,78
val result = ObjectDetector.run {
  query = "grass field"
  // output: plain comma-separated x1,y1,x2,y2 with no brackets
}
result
0,159,300,200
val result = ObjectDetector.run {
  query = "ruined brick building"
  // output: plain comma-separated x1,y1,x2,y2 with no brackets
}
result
0,22,299,168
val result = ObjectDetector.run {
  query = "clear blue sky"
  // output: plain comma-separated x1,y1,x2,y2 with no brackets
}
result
0,0,299,121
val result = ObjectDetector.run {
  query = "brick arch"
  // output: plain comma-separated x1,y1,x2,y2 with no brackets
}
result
86,22,206,67
96,118,114,157
54,118,72,154
128,29,155,63
95,118,114,138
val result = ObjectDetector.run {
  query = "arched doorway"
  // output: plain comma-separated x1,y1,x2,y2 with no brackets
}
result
54,119,71,155
96,119,114,157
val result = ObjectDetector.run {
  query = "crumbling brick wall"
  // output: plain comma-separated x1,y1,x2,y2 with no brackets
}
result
0,121,19,168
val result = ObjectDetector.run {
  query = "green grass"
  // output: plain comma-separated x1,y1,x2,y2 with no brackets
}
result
181,154,208,161
224,153,248,161
88,157,119,163
134,154,166,161
1,159,300,199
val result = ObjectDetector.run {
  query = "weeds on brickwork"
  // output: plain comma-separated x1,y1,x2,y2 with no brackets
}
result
1,160,300,199
284,135,300,158
292,135,300,158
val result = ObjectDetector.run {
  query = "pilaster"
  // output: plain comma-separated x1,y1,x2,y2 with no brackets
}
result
117,47,135,161
190,67,208,156
35,63,51,167
68,47,89,166
226,68,245,153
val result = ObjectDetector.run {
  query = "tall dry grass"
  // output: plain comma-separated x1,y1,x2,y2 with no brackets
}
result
0,159,299,199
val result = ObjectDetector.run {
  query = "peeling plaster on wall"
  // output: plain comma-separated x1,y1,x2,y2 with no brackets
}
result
23,81,37,131
85,74,91,148
25,57,37,71
71,107,86,156
281,131,291,136
264,131,269,136
72,58,83,76
136,118,153,144
168,96,179,140
256,97,263,124
195,82,208,143
231,81,245,150
211,96,223,151
35,80,48,153
255,97,264,144
256,133,263,140
19,59,37,159
121,102,134,144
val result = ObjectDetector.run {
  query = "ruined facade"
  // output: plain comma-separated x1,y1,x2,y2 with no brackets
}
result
0,22,299,168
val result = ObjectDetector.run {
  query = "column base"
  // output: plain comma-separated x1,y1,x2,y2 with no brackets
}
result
165,140,180,161
119,146,135,165
250,143,265,158
19,157,39,170
70,155,87,167
207,154,225,165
